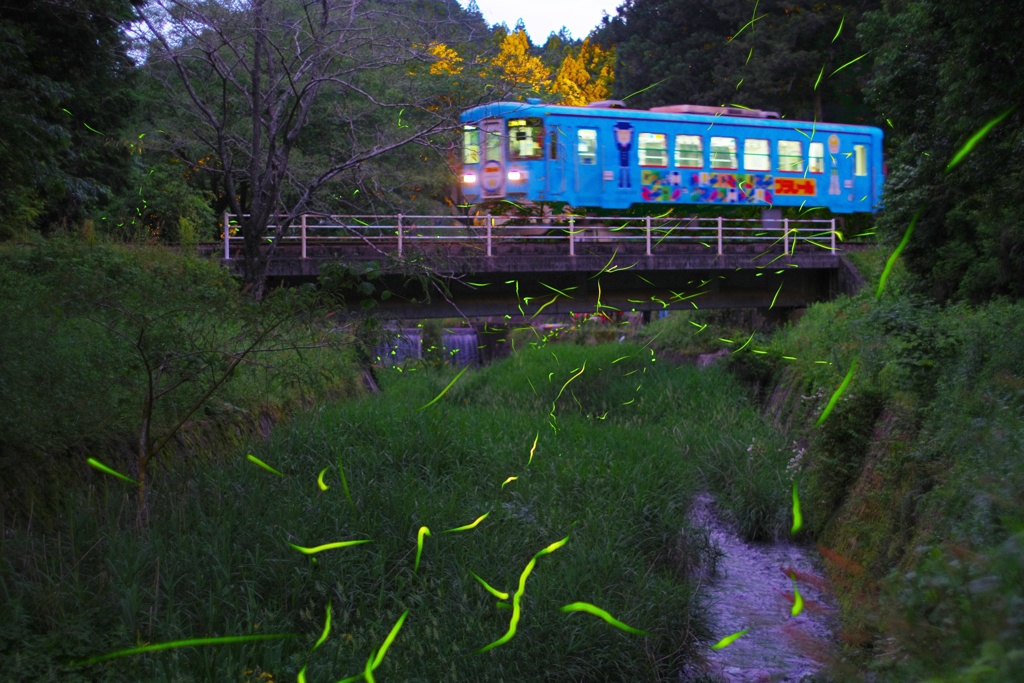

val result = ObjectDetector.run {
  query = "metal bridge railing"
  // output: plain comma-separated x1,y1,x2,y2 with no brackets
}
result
221,213,840,260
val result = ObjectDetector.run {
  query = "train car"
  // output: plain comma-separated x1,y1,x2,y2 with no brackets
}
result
459,99,883,214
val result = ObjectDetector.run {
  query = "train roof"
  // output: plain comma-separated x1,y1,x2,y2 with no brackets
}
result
460,100,882,136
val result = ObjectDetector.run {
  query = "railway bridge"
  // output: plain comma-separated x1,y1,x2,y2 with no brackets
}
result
206,213,865,319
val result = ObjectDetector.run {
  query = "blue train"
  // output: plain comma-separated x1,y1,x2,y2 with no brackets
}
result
459,100,884,214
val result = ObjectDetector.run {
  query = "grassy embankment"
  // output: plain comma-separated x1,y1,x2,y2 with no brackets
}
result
1,240,797,681
640,246,1024,681
0,239,363,523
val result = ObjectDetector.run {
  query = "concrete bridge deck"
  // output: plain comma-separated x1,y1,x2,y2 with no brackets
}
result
207,214,863,318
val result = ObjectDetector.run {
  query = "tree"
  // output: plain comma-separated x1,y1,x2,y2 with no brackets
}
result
135,0,478,298
488,27,551,97
597,0,876,122
550,38,615,106
860,0,1024,302
0,0,141,236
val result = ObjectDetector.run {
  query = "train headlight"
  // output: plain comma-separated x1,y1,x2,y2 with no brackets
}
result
462,173,477,184
507,170,526,181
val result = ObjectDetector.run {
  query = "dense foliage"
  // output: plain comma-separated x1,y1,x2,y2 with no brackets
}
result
0,241,361,523
597,0,879,123
759,285,1024,680
0,0,141,236
860,0,1024,302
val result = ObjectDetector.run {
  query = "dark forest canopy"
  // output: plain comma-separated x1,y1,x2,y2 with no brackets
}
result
860,0,1024,302
596,0,879,124
1,0,1021,302
0,0,142,237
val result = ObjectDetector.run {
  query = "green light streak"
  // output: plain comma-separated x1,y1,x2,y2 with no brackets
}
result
444,512,490,533
314,599,332,650
560,602,650,636
417,364,469,410
791,480,803,534
550,362,586,418
531,294,560,318
593,248,620,278
288,540,372,555
338,609,409,683
71,634,296,666
317,467,330,491
469,570,509,600
816,359,858,427
247,454,283,477
414,526,431,573
539,282,575,298
622,77,670,101
876,211,918,299
829,52,869,77
478,535,569,653
86,457,137,485
946,107,1016,172
338,454,355,510
832,13,845,42
729,7,767,42
732,332,755,354
710,629,748,650
791,585,805,617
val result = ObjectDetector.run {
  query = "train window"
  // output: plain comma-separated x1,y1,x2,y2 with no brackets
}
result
777,140,803,172
809,142,825,173
710,137,737,170
485,128,502,162
508,118,544,160
674,135,703,168
578,129,598,165
639,133,668,167
463,126,480,164
743,139,771,171
854,145,868,176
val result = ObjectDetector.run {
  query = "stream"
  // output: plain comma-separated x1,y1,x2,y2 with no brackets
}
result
691,493,841,682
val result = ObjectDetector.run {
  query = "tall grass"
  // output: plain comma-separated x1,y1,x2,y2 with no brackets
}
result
0,240,363,523
0,342,793,681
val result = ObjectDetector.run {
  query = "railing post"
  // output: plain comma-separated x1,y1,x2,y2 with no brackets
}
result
223,212,230,260
300,214,307,259
717,216,723,256
486,214,493,257
397,213,403,257
783,218,789,254
830,218,837,255
568,216,575,257
645,216,652,256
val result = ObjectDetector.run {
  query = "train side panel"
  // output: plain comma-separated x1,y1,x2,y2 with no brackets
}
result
459,102,884,215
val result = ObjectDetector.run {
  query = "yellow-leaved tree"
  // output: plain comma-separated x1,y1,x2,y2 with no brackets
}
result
550,39,615,106
490,29,551,96
427,42,463,76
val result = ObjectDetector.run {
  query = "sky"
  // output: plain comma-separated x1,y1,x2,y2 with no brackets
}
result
460,0,623,43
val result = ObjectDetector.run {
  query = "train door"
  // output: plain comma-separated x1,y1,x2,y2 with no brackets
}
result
546,123,568,199
574,127,603,206
851,141,873,210
479,118,506,200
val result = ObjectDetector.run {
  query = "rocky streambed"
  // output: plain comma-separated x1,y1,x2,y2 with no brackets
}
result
691,494,841,682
